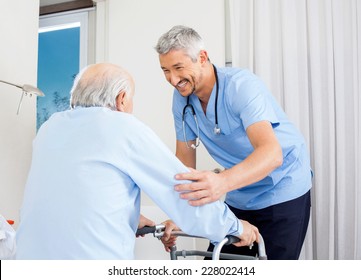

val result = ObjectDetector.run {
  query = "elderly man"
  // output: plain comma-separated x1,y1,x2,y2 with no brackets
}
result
15,63,258,259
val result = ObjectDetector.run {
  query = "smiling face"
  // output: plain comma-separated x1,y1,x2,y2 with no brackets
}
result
159,49,208,98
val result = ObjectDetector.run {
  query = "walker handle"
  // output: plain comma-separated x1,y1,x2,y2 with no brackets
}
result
224,235,241,245
136,226,156,236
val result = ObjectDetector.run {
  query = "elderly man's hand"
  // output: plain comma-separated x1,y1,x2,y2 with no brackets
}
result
232,220,259,248
160,220,180,252
136,214,155,237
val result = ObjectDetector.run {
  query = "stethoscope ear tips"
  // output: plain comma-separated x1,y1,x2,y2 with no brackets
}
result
191,144,196,149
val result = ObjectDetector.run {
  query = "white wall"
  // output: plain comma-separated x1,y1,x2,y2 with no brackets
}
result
0,0,40,228
95,0,226,258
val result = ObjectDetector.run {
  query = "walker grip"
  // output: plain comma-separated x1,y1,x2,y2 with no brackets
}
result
136,226,156,236
224,235,241,245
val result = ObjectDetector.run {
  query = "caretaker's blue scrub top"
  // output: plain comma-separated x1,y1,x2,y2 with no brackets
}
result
173,67,312,210
16,107,242,260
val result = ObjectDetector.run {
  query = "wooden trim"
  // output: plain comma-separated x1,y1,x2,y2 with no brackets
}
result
40,0,94,16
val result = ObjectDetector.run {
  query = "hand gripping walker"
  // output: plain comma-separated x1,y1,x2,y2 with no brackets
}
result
136,224,267,260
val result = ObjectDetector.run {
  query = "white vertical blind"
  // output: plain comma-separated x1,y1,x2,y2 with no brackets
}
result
227,0,361,259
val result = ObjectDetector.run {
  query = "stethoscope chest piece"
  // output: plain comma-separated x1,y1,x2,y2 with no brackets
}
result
214,125,221,135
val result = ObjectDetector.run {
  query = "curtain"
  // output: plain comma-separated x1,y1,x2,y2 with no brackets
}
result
227,0,361,260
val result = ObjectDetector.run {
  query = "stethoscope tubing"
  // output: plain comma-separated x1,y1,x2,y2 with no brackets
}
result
182,64,220,149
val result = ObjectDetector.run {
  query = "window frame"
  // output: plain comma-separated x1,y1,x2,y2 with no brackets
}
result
39,9,92,69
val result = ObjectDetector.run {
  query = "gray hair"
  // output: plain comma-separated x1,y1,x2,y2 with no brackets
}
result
155,25,205,62
70,63,133,110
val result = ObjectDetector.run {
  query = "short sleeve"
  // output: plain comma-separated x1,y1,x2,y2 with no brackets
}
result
228,71,280,130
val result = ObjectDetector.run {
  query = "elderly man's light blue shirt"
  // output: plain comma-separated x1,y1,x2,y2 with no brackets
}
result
16,107,242,259
173,66,312,210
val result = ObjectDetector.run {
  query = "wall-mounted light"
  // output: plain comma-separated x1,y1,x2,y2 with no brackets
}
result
0,79,45,114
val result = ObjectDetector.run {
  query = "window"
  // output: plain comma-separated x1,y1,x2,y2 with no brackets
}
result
37,10,91,129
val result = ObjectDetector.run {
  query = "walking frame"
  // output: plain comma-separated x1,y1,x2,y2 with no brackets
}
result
136,224,267,260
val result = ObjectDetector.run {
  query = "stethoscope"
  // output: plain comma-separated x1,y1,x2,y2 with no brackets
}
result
182,64,221,149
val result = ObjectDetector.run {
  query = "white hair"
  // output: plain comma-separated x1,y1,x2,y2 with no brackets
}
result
70,63,133,110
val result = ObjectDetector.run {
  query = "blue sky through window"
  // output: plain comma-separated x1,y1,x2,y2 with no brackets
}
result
37,27,80,130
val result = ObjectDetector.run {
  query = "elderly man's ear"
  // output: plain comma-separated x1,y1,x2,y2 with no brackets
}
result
116,91,127,112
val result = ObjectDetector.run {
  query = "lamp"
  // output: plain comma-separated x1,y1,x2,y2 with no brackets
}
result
0,79,45,114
